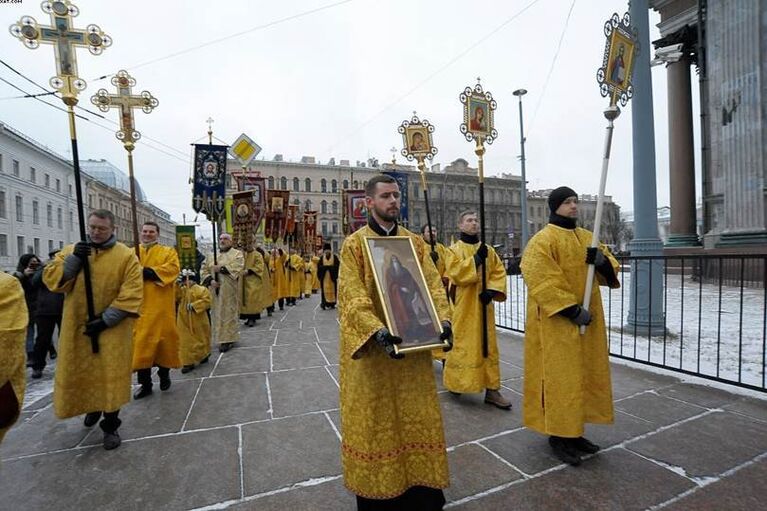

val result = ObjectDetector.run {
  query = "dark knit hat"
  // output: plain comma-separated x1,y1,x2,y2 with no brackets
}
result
322,243,331,250
548,186,577,213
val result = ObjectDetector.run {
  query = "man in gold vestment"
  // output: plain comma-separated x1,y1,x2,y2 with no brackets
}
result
339,175,453,510
0,273,28,445
256,247,274,316
177,269,212,373
132,222,181,399
286,247,303,305
317,243,339,309
443,211,511,409
240,247,265,327
520,186,620,466
201,233,244,353
43,209,143,450
422,224,450,363
270,248,288,310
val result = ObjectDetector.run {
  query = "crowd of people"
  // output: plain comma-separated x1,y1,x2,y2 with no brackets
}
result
0,176,619,511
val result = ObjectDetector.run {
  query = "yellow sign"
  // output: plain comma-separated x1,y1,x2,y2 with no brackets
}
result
229,133,262,166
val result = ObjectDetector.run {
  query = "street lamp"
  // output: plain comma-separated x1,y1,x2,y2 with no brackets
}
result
513,88,529,250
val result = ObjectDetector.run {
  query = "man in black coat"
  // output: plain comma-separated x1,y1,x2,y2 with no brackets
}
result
30,250,64,378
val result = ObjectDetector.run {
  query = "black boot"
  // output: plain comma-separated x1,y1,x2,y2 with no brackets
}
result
219,343,233,353
158,367,171,391
200,355,210,364
181,365,194,374
133,368,153,399
84,411,102,428
569,437,600,454
549,436,582,466
100,411,122,450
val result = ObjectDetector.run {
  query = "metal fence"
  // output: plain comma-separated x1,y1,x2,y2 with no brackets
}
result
496,254,767,393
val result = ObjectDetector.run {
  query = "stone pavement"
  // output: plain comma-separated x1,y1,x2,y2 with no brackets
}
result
1,293,767,510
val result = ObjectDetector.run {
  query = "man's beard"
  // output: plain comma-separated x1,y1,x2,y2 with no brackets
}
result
374,205,399,223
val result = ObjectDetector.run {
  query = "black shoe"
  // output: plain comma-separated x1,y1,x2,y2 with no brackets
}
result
219,343,233,353
133,385,153,400
267,310,273,317
159,374,171,391
103,431,121,450
549,436,582,466
321,304,326,310
84,412,102,428
49,347,57,360
31,368,43,379
570,437,600,454
200,355,210,364
181,365,194,374
279,306,284,311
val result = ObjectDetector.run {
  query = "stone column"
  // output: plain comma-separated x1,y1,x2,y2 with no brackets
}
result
666,53,700,246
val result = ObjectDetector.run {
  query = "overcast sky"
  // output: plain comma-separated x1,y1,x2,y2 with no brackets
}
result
1,0,701,230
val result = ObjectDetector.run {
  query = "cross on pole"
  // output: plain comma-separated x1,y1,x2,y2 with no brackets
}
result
206,117,214,144
10,0,111,105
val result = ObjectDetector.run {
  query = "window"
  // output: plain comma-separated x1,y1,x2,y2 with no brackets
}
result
304,199,312,211
46,204,53,227
17,236,24,257
268,176,275,189
69,211,74,230
321,179,327,193
332,222,338,234
30,167,36,183
292,177,299,192
34,238,40,255
68,184,72,196
331,179,338,193
353,180,358,189
321,222,328,236
57,207,62,229
45,173,50,188
13,160,19,177
88,194,93,208
305,178,311,192
59,240,63,249
343,179,349,189
332,200,338,214
56,178,61,192
48,239,54,253
321,200,327,214
16,195,23,222
0,234,6,256
280,177,287,189
0,153,3,172
0,190,5,219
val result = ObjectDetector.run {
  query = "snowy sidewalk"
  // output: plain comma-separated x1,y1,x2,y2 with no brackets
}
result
1,293,766,510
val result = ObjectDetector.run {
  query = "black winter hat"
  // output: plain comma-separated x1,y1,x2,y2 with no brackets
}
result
548,186,578,213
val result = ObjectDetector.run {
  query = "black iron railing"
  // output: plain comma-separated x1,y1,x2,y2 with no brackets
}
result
496,254,767,393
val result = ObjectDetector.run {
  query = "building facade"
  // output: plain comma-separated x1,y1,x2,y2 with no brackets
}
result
0,122,174,272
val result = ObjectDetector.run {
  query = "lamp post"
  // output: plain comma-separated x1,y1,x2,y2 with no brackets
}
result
512,88,529,251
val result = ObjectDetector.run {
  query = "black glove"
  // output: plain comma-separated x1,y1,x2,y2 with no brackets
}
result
440,321,453,352
430,251,439,264
220,266,230,275
585,247,606,267
560,305,592,326
143,268,161,282
479,289,495,305
84,316,109,337
473,243,488,267
247,269,256,276
73,241,91,262
373,327,404,359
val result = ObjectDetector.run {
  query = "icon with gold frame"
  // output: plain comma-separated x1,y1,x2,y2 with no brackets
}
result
596,12,637,106
398,114,438,161
363,236,448,354
460,80,498,144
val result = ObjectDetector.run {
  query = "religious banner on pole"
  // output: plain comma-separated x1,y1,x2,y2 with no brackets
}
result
597,12,637,107
382,170,410,227
265,190,290,243
303,211,317,253
232,190,256,251
192,143,228,221
284,204,299,241
175,225,197,271
236,175,266,232
315,234,324,252
342,189,367,234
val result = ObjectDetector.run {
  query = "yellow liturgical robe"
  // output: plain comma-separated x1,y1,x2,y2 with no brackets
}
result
318,253,339,305
520,225,619,437
430,241,451,361
0,273,28,444
258,251,274,311
443,240,507,393
311,255,320,291
338,224,451,500
133,243,181,370
240,250,265,315
177,282,212,366
44,241,143,418
303,260,313,296
287,254,304,298
201,247,245,345
271,250,288,301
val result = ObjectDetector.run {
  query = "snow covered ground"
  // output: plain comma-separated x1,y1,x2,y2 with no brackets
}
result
495,272,767,389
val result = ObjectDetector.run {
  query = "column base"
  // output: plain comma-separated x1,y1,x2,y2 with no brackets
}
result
716,230,767,247
626,238,666,335
665,233,700,247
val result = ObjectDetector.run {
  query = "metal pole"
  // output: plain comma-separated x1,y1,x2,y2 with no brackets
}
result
67,105,99,354
212,219,219,296
418,158,437,256
126,148,141,259
475,138,489,358
513,89,529,250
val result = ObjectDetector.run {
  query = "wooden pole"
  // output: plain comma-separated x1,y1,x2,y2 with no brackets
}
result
475,138,489,358
418,158,437,256
126,148,141,259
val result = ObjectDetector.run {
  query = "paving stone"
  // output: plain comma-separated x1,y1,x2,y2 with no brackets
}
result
170,356,217,381
499,360,523,380
664,457,767,511
610,363,680,400
326,410,342,437
445,443,522,502
722,396,767,422
0,407,91,460
275,328,318,345
501,378,524,395
452,448,695,511
237,330,278,347
657,382,740,409
615,392,707,426
0,427,240,511
184,373,270,429
627,411,767,478
22,390,53,412
325,365,340,387
481,427,564,475
213,347,271,376
584,410,657,448
271,344,326,371
496,333,525,366
315,325,340,342
228,478,354,510
317,341,340,364
269,367,338,418
439,392,521,447
242,413,342,494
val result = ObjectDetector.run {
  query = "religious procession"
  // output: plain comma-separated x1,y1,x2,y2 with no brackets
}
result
3,1,766,510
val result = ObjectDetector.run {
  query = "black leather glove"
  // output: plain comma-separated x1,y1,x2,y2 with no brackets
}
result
560,305,592,326
479,289,495,305
84,316,109,337
202,276,213,286
373,327,404,359
430,251,439,264
473,243,488,267
73,241,91,262
586,247,606,267
143,268,161,282
220,266,230,275
440,321,453,352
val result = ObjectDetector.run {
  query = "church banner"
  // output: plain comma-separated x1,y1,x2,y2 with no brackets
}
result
232,190,256,251
192,143,229,221
175,225,197,271
236,175,266,232
303,211,317,254
343,189,367,234
382,170,409,227
285,204,299,240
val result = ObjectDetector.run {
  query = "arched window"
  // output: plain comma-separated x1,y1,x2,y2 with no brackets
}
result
293,177,299,192
280,177,287,189
304,199,312,211
353,180,359,189
321,179,327,193
332,200,338,214
343,179,349,189
268,176,275,189
293,198,300,205
331,179,338,193
321,200,327,214
305,178,311,192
